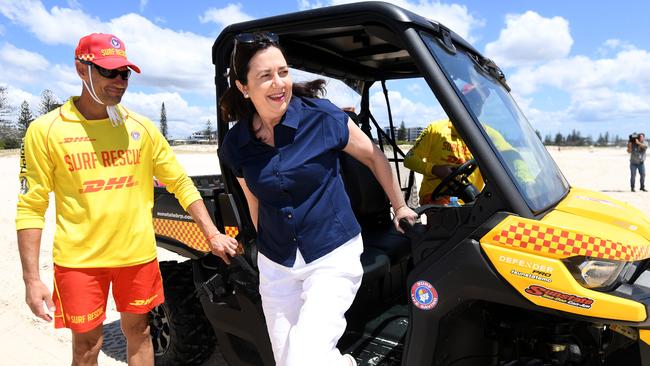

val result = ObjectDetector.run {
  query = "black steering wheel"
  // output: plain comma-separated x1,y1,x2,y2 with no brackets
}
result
430,158,480,203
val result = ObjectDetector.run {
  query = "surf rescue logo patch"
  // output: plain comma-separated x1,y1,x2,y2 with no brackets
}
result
111,37,121,49
410,280,438,310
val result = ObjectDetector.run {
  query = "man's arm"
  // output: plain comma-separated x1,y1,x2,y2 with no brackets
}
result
16,122,56,321
185,200,238,264
148,122,237,263
17,228,54,321
628,142,633,153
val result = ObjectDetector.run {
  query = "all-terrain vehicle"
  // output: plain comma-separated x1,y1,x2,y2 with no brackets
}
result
150,2,650,365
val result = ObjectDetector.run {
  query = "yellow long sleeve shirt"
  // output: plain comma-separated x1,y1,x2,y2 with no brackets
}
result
404,120,484,202
16,97,201,268
404,119,534,202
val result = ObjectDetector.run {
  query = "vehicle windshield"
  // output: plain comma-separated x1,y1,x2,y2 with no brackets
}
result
422,32,569,212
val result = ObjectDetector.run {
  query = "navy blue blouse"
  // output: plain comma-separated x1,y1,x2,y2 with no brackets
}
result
218,96,361,266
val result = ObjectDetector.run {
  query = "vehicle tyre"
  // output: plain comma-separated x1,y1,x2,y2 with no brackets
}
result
150,260,216,365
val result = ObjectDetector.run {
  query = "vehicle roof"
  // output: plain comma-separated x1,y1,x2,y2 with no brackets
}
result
212,1,477,83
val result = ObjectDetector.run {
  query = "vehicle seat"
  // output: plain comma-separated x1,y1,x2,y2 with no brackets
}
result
339,111,411,304
339,111,411,264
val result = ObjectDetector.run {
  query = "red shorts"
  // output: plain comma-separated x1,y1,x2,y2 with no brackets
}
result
53,259,164,333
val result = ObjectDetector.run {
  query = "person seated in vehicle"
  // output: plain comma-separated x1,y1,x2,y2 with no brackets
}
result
404,83,533,208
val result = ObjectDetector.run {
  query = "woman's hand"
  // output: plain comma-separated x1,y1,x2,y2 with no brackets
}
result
208,232,239,264
393,205,418,233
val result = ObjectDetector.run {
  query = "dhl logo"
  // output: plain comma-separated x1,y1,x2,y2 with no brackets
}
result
78,175,138,193
60,137,96,144
129,294,158,306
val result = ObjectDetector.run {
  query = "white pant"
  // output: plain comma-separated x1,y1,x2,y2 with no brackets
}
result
257,234,364,366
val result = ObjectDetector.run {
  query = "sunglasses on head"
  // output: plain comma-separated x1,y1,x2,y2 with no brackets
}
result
78,59,131,80
231,32,280,79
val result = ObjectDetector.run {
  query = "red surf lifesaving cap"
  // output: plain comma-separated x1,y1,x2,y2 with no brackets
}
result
75,33,141,73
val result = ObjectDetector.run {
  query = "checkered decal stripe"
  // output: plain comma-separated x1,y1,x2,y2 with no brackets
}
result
224,226,239,238
153,218,209,252
77,54,95,61
489,220,650,261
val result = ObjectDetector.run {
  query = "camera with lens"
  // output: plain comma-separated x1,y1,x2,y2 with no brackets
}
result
630,133,639,143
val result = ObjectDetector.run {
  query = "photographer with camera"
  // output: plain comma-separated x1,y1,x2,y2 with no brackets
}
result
627,132,647,192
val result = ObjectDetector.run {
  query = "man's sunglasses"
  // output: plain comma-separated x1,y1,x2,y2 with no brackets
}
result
78,59,131,80
231,32,279,78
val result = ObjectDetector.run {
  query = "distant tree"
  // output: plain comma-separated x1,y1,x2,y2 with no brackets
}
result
397,121,407,141
543,134,553,145
159,102,168,140
0,86,20,149
554,132,564,146
205,119,213,139
17,100,34,137
37,89,61,116
0,86,11,123
565,129,589,146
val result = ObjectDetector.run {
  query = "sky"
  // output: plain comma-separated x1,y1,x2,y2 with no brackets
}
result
1,0,649,140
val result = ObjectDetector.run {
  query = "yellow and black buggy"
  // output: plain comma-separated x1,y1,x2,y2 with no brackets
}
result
150,2,650,365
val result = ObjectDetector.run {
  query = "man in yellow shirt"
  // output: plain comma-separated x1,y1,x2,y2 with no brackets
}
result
16,33,238,365
405,83,535,212
404,84,489,206
404,119,483,205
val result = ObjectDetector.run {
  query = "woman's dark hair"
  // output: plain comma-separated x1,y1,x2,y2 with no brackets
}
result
220,32,328,122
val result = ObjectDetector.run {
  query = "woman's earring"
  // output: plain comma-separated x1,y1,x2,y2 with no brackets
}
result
243,92,249,98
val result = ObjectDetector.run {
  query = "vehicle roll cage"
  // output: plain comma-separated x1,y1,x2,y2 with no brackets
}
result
213,1,535,237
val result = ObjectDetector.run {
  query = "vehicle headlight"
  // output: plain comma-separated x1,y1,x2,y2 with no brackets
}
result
564,257,639,290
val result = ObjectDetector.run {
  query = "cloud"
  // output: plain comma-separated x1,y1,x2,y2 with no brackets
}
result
0,0,219,135
510,48,650,95
0,43,49,71
0,83,42,120
298,0,325,10
369,89,446,127
0,0,215,94
122,91,215,138
109,13,214,92
407,83,423,96
199,3,254,28
484,11,573,68
506,45,650,135
66,0,82,9
0,43,80,97
298,0,484,41
0,0,107,45
139,0,148,13
597,39,635,57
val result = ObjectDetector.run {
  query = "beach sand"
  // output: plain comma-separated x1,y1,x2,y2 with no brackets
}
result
0,145,648,365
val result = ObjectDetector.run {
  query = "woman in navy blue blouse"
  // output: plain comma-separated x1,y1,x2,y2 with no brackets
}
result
218,32,417,366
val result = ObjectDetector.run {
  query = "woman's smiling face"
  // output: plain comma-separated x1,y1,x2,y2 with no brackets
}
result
240,46,293,124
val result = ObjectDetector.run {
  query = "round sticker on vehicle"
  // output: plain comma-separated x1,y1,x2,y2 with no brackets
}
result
410,280,438,310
